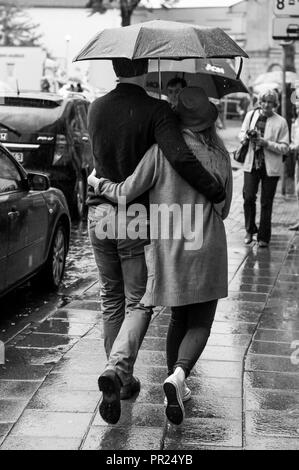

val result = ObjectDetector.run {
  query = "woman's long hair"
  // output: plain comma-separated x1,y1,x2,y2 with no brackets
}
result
193,124,229,159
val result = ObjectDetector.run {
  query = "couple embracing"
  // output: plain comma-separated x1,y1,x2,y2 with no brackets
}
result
87,58,232,426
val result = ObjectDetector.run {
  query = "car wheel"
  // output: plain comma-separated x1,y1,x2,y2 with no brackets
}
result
73,176,87,220
37,223,67,290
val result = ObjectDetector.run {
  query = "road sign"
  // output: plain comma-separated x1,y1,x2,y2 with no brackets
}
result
273,0,299,17
273,17,299,39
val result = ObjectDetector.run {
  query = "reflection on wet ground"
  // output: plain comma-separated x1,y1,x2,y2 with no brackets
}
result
0,172,299,450
0,221,96,343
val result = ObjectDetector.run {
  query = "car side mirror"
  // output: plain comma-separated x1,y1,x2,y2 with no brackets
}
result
27,172,50,191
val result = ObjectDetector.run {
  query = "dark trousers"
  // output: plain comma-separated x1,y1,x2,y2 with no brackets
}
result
166,300,217,378
243,168,279,243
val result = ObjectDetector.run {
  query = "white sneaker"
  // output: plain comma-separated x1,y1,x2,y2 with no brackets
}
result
163,382,191,405
163,373,185,425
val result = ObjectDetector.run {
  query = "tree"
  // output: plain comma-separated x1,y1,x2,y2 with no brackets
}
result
0,4,42,46
86,0,177,27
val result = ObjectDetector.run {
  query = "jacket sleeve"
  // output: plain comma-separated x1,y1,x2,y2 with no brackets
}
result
212,155,233,220
153,101,225,204
239,110,253,143
221,158,233,220
266,118,289,155
97,145,159,203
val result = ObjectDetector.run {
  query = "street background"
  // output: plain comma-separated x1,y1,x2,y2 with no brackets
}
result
1,121,299,450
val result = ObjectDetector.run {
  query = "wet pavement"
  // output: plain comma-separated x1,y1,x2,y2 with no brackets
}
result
0,121,299,450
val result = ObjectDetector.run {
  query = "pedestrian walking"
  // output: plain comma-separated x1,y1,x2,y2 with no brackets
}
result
289,101,299,231
87,60,226,425
88,87,232,426
165,77,187,109
239,89,289,247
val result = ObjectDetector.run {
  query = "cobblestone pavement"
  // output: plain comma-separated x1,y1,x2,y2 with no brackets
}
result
0,122,299,450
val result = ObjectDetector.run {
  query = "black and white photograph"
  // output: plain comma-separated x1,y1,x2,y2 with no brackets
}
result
0,0,299,454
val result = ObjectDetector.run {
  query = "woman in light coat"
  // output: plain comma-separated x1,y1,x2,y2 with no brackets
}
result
239,89,289,246
88,87,232,426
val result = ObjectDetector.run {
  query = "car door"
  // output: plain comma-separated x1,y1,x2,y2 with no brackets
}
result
0,194,9,292
0,148,48,288
74,100,93,173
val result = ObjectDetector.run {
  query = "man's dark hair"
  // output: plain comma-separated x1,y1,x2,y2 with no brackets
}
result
166,77,187,89
112,58,148,78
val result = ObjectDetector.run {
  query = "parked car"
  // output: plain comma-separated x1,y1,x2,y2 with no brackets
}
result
0,143,71,297
0,91,93,219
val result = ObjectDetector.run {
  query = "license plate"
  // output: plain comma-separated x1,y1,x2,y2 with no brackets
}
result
11,152,23,163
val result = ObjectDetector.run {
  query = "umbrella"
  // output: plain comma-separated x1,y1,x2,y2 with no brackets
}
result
253,71,297,87
73,20,248,62
145,58,248,99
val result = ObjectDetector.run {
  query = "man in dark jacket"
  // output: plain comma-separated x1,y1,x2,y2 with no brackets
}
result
88,58,225,425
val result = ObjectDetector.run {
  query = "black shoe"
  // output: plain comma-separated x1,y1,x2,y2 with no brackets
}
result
289,223,299,231
98,370,122,424
244,232,253,244
258,241,269,248
120,376,141,400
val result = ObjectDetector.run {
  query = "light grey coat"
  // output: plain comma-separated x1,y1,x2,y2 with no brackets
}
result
97,129,233,307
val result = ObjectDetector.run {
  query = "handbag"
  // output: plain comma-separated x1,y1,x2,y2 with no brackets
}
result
233,109,257,164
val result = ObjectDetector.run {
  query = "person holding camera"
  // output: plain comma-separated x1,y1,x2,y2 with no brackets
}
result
239,89,289,247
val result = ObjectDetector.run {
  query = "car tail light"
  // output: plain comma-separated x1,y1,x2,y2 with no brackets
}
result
53,134,67,165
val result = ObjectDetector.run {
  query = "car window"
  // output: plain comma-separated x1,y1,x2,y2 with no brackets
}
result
0,149,22,193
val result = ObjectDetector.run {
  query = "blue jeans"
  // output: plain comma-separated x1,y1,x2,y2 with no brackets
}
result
88,204,152,386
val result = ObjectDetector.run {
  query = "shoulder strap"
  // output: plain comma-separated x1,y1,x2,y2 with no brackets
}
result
248,109,257,128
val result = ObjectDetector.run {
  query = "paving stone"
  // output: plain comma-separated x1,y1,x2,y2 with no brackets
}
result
44,372,99,391
82,426,163,450
244,371,299,391
211,321,256,335
200,345,245,362
0,399,28,423
245,354,299,374
164,418,242,448
27,388,99,413
193,360,242,379
233,275,277,285
253,329,299,344
14,333,79,351
0,436,81,450
187,376,242,398
183,396,241,420
50,308,101,323
228,283,272,293
9,410,93,438
245,388,299,412
0,423,13,446
33,320,94,337
245,435,299,450
207,333,252,348
93,403,165,428
249,340,295,357
259,317,299,332
245,410,299,438
0,380,40,400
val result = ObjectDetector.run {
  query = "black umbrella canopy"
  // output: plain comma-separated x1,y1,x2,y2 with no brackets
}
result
146,58,249,99
73,20,248,62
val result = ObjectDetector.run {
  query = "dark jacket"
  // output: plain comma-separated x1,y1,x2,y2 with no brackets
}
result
87,83,225,206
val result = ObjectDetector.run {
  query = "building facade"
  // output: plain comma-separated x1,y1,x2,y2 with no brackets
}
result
1,0,298,90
